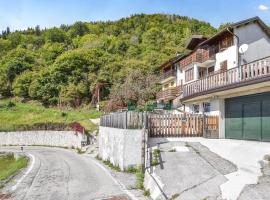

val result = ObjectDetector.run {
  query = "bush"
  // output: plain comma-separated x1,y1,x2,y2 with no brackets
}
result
7,101,16,108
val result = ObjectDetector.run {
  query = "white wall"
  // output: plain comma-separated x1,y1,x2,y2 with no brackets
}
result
215,45,237,71
0,131,85,148
98,126,144,170
176,67,184,85
209,98,225,138
235,22,270,64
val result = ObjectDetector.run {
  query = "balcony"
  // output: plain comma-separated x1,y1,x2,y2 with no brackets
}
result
182,56,270,100
156,85,183,102
160,69,177,83
180,47,218,68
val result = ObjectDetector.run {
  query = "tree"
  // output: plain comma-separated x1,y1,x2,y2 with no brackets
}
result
35,25,41,36
44,28,68,43
68,22,89,37
108,69,159,110
40,42,66,64
1,47,36,89
0,14,217,107
59,82,89,107
12,71,34,98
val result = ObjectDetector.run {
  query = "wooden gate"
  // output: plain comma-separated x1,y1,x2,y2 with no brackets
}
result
148,114,219,137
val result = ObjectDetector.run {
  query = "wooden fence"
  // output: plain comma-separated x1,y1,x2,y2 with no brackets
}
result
148,114,219,137
100,112,219,137
100,111,146,129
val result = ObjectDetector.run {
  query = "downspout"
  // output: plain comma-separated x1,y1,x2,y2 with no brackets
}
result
226,28,242,79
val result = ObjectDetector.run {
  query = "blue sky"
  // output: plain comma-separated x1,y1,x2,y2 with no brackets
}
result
0,0,270,32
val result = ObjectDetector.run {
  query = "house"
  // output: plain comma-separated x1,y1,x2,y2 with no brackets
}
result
157,16,270,141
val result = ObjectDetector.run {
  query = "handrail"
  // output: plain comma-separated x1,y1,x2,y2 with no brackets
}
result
156,85,183,100
161,69,177,80
183,56,270,98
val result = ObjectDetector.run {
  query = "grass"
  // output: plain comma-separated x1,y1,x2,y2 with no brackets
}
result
0,99,102,132
136,168,145,190
95,156,148,195
143,189,150,197
125,166,139,174
76,148,85,154
95,155,121,172
151,148,161,166
169,194,180,200
0,153,28,181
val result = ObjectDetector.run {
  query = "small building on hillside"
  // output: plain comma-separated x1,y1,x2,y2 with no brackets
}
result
157,16,270,141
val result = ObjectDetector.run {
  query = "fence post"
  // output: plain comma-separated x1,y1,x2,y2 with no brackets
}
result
125,111,127,129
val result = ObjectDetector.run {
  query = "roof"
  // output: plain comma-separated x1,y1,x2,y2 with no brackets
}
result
186,35,208,50
160,54,185,69
160,16,270,69
231,16,270,37
199,16,270,47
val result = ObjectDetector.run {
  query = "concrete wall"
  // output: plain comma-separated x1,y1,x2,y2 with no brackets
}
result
235,22,270,64
0,131,85,148
98,126,144,170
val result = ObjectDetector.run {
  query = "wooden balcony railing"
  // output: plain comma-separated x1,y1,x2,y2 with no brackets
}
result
183,56,270,98
161,69,177,81
157,85,183,101
180,47,218,68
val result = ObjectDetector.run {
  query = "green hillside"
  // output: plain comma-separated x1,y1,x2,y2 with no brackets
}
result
0,99,101,132
0,14,217,110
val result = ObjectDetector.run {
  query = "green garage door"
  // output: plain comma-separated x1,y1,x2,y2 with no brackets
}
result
225,92,270,142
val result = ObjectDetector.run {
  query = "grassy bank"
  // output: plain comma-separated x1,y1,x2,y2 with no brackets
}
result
0,153,28,181
0,99,102,132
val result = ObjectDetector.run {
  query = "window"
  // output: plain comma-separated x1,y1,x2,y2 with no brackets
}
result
193,104,200,113
203,102,210,113
170,81,174,87
208,66,214,75
185,68,194,82
220,60,227,71
199,67,207,78
219,35,233,50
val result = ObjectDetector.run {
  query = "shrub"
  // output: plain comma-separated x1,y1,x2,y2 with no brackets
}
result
6,101,16,108
143,189,150,197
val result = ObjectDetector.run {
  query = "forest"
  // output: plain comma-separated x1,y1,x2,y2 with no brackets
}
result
0,14,218,111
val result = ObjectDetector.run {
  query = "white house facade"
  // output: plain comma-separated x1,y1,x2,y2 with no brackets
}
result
157,17,270,141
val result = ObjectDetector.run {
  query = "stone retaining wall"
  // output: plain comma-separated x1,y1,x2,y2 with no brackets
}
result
0,131,86,148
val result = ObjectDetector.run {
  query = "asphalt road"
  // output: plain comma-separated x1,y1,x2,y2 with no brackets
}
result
0,147,129,200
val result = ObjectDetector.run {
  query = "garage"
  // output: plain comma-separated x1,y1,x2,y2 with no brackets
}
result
225,92,270,142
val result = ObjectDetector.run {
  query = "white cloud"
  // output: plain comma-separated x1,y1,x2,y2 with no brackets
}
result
258,4,269,11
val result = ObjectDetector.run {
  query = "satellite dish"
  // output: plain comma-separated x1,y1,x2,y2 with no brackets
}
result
239,44,248,54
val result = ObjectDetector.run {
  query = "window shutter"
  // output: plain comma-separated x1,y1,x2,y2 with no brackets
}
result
220,60,227,71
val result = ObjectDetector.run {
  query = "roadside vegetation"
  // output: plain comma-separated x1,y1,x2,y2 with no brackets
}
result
0,153,28,182
0,99,101,132
151,149,161,166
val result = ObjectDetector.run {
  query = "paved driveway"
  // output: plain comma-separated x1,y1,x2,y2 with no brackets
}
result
0,147,129,200
149,141,237,200
149,138,270,200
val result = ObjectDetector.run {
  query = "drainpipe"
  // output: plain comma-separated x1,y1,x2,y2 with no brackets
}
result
226,28,242,79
